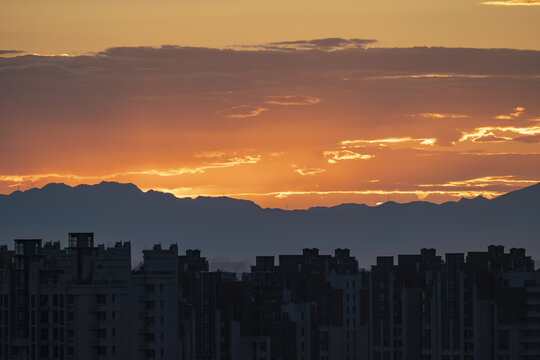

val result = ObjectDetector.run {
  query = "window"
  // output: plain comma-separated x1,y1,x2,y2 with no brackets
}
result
40,346,49,357
97,346,106,355
97,295,106,304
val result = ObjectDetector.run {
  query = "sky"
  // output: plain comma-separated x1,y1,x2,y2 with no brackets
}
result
1,0,540,209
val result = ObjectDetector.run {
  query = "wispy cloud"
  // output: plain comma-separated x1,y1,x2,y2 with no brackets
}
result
364,74,493,80
294,168,327,176
481,0,540,6
494,106,525,120
0,156,262,184
156,188,504,201
223,105,268,119
323,150,374,163
340,137,437,147
459,125,540,143
411,113,469,119
238,38,377,51
418,175,540,188
265,95,320,106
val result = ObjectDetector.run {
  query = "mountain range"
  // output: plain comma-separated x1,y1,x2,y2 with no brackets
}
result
1,182,539,270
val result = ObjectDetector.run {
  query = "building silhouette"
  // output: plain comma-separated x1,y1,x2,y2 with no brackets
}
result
0,233,539,359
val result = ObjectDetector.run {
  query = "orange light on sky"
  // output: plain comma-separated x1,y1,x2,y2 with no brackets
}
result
1,1,540,209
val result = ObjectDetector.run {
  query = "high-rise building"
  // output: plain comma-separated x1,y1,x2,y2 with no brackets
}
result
1,232,538,360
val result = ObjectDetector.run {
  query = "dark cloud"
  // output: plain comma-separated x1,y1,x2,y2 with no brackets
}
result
0,50,23,55
514,134,540,143
1,42,540,168
267,38,377,50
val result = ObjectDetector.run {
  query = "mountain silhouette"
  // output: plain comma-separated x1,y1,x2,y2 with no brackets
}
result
1,181,539,269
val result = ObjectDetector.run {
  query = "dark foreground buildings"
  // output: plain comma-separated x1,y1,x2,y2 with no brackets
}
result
0,233,539,359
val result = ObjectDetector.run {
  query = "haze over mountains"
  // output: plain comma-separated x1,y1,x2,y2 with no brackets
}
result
1,182,539,270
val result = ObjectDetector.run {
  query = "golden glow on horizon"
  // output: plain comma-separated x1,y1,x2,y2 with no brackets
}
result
418,176,540,188
145,187,505,203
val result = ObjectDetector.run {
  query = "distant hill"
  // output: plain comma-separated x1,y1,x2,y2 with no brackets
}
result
1,181,539,270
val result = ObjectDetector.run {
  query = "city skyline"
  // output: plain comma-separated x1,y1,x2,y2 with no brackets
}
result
1,233,538,359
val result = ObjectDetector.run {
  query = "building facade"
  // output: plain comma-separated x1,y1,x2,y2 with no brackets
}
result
0,233,539,360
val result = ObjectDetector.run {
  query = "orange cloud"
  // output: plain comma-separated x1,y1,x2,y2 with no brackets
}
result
365,74,493,80
323,150,374,163
459,125,540,143
418,175,540,188
224,105,268,119
340,137,437,147
294,168,327,176
411,113,469,119
0,156,262,183
155,188,504,202
494,106,525,120
2,45,540,209
265,95,321,106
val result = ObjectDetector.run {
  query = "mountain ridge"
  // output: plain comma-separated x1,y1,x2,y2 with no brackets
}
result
1,181,539,269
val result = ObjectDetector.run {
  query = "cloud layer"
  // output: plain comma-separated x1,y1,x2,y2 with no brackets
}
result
1,43,540,208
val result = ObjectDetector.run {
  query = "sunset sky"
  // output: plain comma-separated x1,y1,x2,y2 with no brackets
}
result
1,0,540,209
